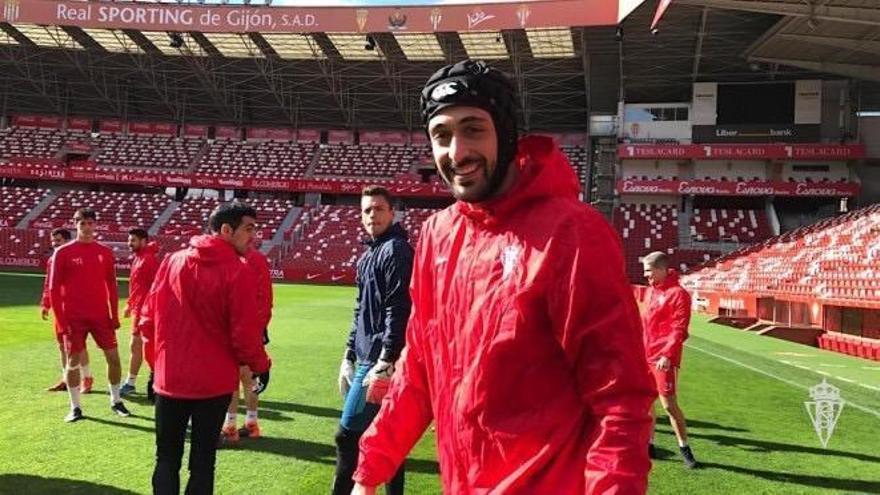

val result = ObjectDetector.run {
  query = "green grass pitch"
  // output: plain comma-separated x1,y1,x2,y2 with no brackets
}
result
1,271,878,494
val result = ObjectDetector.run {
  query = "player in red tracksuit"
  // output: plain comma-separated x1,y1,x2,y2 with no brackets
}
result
641,251,699,469
220,244,274,444
120,228,160,397
49,208,128,423
42,228,94,392
139,201,271,495
352,60,655,494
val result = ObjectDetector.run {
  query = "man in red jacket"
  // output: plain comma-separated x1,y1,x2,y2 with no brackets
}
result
120,228,160,397
50,208,127,422
642,251,699,469
219,243,273,444
42,228,93,392
352,60,655,494
139,201,271,495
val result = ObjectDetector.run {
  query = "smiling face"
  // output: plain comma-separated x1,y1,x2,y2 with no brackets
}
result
428,106,499,203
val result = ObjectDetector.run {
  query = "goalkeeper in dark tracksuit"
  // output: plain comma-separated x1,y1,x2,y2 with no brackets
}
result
332,185,414,495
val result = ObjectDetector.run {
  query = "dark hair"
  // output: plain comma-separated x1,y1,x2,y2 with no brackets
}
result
51,228,72,241
208,200,257,233
128,228,149,240
73,207,97,221
361,185,393,208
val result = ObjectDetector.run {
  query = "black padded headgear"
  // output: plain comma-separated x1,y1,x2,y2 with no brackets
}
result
420,60,519,197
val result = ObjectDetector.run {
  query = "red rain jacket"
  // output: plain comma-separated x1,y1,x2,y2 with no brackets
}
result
127,241,160,319
49,240,119,332
642,270,691,368
354,135,655,494
139,235,271,399
245,248,273,331
40,254,54,311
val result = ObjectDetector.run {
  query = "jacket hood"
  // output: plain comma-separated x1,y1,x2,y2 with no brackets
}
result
188,235,241,265
455,135,581,228
137,241,160,257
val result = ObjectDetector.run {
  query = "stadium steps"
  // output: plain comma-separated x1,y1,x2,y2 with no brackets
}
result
187,141,211,173
149,200,181,237
265,206,303,253
766,200,780,236
744,322,773,332
679,199,693,244
303,144,322,178
16,191,57,229
757,325,824,347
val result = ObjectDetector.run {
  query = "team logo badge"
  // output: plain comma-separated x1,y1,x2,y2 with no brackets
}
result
805,378,844,448
431,81,464,102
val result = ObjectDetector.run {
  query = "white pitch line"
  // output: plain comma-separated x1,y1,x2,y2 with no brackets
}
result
818,363,847,368
835,376,857,384
687,343,880,419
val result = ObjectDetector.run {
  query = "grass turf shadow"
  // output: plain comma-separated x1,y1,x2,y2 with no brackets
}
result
689,432,880,464
699,462,880,493
0,474,140,494
243,436,440,475
258,400,342,419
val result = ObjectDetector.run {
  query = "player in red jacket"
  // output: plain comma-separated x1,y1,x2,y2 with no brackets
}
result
352,60,655,494
49,208,127,422
42,228,94,392
120,228,160,397
220,243,273,444
138,201,271,495
642,251,699,469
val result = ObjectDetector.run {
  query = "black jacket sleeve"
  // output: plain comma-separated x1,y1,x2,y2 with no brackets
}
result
379,240,414,362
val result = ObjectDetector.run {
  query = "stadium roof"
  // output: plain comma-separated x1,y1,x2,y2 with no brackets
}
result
0,0,878,130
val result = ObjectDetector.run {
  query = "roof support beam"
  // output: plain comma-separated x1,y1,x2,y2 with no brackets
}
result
774,33,880,55
676,0,880,27
749,56,880,82
692,7,708,81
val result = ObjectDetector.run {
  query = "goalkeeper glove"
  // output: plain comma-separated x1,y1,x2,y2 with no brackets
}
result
251,370,270,395
363,359,395,404
338,349,356,399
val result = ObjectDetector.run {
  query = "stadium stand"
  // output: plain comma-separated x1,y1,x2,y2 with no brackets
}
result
0,186,50,228
690,207,772,243
31,190,171,232
313,143,425,178
196,139,315,179
281,205,363,276
162,196,295,240
94,134,203,171
401,207,438,246
560,144,590,184
683,204,880,302
161,197,218,236
0,127,84,161
614,203,679,281
0,227,51,261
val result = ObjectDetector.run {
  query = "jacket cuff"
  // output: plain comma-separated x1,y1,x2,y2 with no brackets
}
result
379,347,399,363
344,348,357,362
